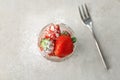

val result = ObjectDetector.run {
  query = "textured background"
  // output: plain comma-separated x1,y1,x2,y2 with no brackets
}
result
0,0,120,80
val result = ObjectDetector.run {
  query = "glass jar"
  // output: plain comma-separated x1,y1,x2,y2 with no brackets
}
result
38,23,77,62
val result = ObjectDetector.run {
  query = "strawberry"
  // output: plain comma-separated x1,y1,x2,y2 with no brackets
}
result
44,24,61,40
40,38,54,54
54,35,74,57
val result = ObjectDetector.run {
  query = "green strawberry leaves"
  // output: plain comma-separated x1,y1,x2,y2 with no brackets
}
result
72,37,77,43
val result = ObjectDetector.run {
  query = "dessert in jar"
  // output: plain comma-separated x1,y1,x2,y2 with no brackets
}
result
38,23,77,61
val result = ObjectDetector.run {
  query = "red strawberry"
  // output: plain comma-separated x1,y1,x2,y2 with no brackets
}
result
44,24,61,40
54,35,74,57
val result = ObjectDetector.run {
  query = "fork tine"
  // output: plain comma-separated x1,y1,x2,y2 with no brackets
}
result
78,6,84,20
81,4,87,18
85,4,90,18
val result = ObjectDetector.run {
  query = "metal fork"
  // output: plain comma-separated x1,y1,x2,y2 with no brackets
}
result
78,4,108,70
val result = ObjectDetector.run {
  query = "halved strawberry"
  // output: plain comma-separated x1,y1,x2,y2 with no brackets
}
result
40,38,54,54
54,35,74,57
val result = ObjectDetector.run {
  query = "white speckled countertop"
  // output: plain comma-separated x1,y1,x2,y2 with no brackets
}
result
0,0,120,80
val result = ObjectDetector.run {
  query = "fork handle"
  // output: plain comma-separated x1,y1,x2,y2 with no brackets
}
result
88,23,108,70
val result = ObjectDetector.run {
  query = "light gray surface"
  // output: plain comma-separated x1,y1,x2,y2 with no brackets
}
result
0,0,120,80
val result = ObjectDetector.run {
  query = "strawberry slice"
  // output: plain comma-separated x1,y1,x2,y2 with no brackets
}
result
44,24,61,40
54,35,74,57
